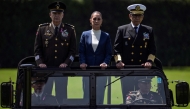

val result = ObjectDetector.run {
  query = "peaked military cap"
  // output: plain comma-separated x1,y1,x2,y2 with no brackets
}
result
48,1,66,12
127,4,146,14
135,76,152,83
31,77,48,84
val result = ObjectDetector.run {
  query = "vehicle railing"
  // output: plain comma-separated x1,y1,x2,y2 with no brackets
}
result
18,64,168,109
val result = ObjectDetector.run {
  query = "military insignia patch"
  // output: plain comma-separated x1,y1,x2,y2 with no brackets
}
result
61,28,68,37
35,55,39,61
135,5,140,11
44,30,51,36
56,2,60,9
69,55,74,62
143,32,149,39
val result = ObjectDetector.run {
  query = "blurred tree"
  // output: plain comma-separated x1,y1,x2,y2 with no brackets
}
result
0,0,190,67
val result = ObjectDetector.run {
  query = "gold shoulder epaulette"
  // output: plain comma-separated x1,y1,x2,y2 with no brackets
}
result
65,23,75,28
39,23,49,27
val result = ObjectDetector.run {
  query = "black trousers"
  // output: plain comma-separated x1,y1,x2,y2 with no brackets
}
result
83,77,107,104
44,77,68,104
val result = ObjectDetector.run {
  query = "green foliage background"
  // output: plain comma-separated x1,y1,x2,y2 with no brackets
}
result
0,0,190,67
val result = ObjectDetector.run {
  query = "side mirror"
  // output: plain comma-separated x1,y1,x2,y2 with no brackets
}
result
0,82,13,108
176,82,189,107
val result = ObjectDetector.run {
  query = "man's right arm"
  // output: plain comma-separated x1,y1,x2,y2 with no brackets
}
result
34,26,44,66
114,27,125,68
113,27,123,63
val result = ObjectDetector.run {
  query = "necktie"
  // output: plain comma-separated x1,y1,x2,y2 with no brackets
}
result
134,27,138,34
55,26,58,36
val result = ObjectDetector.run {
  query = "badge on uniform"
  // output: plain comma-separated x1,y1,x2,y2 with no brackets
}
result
35,55,39,61
69,55,74,62
143,32,149,39
61,29,68,37
44,30,51,36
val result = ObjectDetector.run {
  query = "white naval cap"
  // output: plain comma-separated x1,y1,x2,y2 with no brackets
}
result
127,4,146,14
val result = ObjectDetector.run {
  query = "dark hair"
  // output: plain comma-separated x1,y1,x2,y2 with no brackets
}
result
90,11,102,19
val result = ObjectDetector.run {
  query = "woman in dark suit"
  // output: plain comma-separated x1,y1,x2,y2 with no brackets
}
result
79,11,112,104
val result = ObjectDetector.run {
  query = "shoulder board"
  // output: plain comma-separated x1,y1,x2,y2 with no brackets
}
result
39,23,49,27
65,23,75,28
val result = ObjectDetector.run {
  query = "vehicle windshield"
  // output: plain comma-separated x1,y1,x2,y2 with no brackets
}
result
19,70,166,107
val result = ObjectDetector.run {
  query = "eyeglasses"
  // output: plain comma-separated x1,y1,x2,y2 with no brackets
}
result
92,18,101,21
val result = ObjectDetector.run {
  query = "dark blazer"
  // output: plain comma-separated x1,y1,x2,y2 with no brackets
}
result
79,30,112,66
34,23,77,66
114,23,156,65
20,93,59,106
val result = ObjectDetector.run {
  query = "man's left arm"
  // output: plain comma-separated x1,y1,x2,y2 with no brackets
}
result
147,28,156,63
64,27,77,66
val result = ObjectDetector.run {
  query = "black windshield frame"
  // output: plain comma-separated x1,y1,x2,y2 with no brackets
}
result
18,66,171,109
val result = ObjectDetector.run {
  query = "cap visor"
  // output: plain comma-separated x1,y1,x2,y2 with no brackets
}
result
51,10,64,12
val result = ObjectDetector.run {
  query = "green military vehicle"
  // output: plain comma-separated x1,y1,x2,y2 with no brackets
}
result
0,56,189,109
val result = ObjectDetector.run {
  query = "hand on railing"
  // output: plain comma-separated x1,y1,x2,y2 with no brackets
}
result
39,64,47,68
141,62,152,69
59,63,68,68
80,63,87,70
100,62,107,70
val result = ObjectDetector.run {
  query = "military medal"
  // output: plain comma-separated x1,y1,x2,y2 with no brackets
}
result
61,29,68,37
45,39,48,47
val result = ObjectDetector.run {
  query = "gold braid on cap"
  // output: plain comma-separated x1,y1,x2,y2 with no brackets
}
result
56,2,60,9
130,5,144,14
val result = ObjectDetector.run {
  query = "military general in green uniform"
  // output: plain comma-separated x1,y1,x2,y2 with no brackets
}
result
34,1,76,104
113,4,156,103
126,76,163,104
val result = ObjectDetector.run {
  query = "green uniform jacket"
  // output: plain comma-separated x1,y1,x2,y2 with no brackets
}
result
34,23,77,66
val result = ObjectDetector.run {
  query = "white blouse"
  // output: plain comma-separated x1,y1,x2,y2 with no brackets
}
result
91,29,101,52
